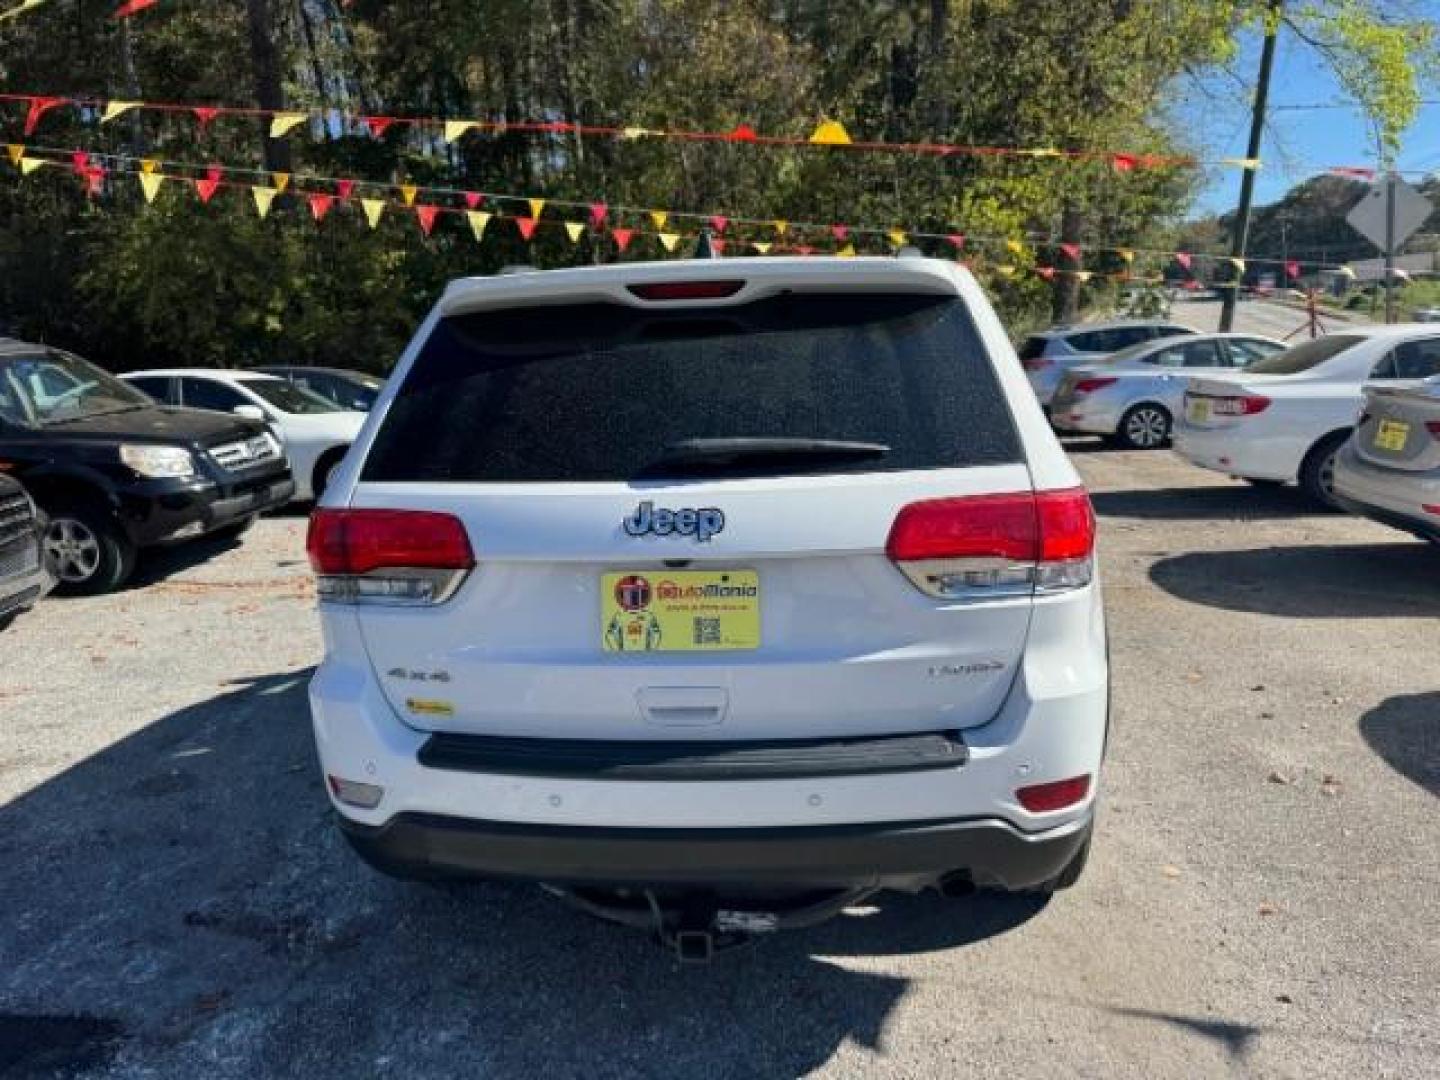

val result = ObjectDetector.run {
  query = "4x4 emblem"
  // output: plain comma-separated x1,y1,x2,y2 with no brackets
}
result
623,500,725,543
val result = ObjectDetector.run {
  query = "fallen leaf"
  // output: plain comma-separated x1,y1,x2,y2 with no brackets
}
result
1266,771,1293,785
1258,902,1278,916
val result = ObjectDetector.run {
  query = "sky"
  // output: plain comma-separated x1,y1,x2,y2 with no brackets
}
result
1183,26,1440,217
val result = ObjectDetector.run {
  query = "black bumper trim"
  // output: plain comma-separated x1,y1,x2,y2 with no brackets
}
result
338,811,1090,890
1333,493,1440,542
417,730,968,781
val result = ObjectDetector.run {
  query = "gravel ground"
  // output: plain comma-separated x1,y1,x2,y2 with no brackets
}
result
1,451,1437,1079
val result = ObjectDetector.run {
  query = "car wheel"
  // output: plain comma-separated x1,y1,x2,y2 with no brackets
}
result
312,447,349,503
1114,404,1171,450
1298,432,1350,510
43,503,137,595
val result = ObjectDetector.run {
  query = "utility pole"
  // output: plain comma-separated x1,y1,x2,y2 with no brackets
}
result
1383,171,1397,324
1219,0,1283,332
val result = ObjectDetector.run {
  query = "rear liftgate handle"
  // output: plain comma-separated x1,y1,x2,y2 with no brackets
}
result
636,686,729,728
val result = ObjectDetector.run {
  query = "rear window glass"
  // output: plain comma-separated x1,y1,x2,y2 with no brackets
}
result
1245,334,1362,375
363,293,1022,482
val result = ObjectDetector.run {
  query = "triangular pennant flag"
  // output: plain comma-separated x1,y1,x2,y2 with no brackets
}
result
1036,267,1057,281
1174,252,1192,270
251,186,277,218
5,144,22,166
399,184,418,206
1059,242,1082,263
649,210,668,230
443,120,478,143
588,202,608,228
1285,260,1301,280
809,120,851,145
887,228,908,248
711,239,727,255
194,176,221,204
795,245,815,256
23,96,64,136
463,192,483,210
139,172,164,203
364,116,395,138
269,112,307,138
1222,157,1262,170
837,243,856,258
308,193,335,222
709,215,728,234
947,234,965,250
81,165,105,197
527,198,545,220
140,158,159,174
18,157,46,175
332,179,354,201
514,216,538,241
0,0,48,23
1075,271,1094,282
361,199,385,229
996,265,1017,277
1111,153,1139,173
272,172,289,193
113,0,158,15
612,228,634,252
70,150,89,175
193,106,220,130
565,221,585,243
415,205,440,236
772,220,789,237
1117,248,1135,263
466,210,491,242
620,126,650,140
728,123,757,142
751,241,772,255
1334,265,1356,279
101,100,139,124
1228,257,1246,273
1005,239,1025,256
658,232,681,252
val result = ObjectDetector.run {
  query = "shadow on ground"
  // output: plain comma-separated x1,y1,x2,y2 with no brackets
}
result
0,673,1044,1078
1149,543,1440,618
1359,692,1439,798
1092,484,1322,521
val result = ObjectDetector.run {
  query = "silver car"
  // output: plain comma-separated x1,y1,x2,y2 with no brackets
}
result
1050,333,1286,449
1017,320,1197,406
1334,371,1440,544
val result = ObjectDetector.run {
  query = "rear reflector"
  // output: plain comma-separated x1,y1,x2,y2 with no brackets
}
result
1016,774,1091,813
327,775,384,809
1073,377,1118,394
307,509,474,605
1210,394,1271,416
627,281,745,301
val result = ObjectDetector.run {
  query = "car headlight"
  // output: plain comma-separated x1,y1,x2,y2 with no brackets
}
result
120,444,197,478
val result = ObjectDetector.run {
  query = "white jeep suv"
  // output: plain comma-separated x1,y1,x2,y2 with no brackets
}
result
307,257,1107,936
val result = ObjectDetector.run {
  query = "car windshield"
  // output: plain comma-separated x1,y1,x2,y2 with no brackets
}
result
240,379,343,414
0,350,152,428
1243,334,1363,375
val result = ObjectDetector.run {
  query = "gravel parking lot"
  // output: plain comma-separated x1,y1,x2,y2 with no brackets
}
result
2,448,1437,1079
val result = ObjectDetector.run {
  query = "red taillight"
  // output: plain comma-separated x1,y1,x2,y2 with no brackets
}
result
1073,377,1118,394
1035,488,1097,561
1016,774,1091,813
1425,421,1440,440
307,509,473,574
626,280,745,301
886,494,1039,563
1211,394,1271,416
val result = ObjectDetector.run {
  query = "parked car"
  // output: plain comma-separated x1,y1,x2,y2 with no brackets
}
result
307,257,1107,945
0,473,53,628
1051,333,1286,449
123,369,365,501
1414,308,1440,324
1174,327,1440,507
1333,375,1440,543
0,342,294,594
255,366,385,412
1017,320,1197,406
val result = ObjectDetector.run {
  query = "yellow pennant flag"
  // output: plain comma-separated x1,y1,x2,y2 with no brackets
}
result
5,144,22,166
837,243,856,258
251,186,277,218
809,120,852,146
101,101,140,124
751,241,772,254
649,210,668,230
996,265,1017,277
1075,270,1094,282
1334,265,1356,280
1117,248,1135,263
139,158,159,175
398,184,418,207
443,120,478,143
269,112,308,139
466,210,492,242
1222,157,1262,170
272,172,290,194
658,232,681,252
138,172,164,203
0,0,48,23
528,198,546,220
621,127,650,140
361,199,386,229
1019,147,1062,158
1228,257,1246,273
18,157,46,175
1005,239,1026,256
772,220,789,236
887,228,908,248
564,221,585,243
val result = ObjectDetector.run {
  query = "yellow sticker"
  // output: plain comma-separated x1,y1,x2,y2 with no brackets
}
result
602,570,760,652
405,698,454,717
1373,419,1409,452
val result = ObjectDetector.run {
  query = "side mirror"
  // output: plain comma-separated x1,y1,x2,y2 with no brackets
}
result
233,404,268,422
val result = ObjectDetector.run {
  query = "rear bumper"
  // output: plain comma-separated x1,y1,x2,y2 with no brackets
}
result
339,809,1093,891
1051,397,1122,436
1333,447,1440,540
1172,424,1303,482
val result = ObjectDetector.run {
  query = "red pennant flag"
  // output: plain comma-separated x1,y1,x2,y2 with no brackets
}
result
70,151,90,175
194,176,221,204
1285,260,1301,280
947,234,965,250
463,191,483,210
308,194,335,222
23,96,65,137
415,205,440,236
831,225,849,242
1330,166,1375,180
1059,242,1082,263
83,165,106,197
193,106,220,130
1174,252,1192,271
335,179,354,201
364,116,395,138
711,239,727,255
709,215,728,234
113,0,159,15
1183,278,1201,291
515,216,539,241
1111,153,1138,173
795,245,815,256
728,124,757,142
588,202,608,228
1036,266,1057,281
612,228,634,252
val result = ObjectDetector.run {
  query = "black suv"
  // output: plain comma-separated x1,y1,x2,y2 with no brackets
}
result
0,340,296,594
0,473,51,628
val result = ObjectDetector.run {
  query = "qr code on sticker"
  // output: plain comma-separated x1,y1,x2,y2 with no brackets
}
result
692,617,722,646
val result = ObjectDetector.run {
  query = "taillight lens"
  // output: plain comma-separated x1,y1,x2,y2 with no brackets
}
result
307,509,474,605
1425,421,1440,440
1073,377,1118,394
1016,774,1091,813
885,488,1095,599
1210,394,1271,416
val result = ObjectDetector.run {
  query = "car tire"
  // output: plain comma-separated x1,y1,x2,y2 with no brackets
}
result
43,501,137,596
1242,478,1285,488
1113,403,1172,450
1298,431,1350,510
312,447,349,503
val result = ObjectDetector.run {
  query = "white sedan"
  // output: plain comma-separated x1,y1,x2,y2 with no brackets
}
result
1334,374,1440,543
123,369,366,501
1050,333,1285,448
1173,326,1440,507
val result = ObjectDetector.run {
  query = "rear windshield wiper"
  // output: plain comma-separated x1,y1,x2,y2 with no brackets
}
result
635,437,890,478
